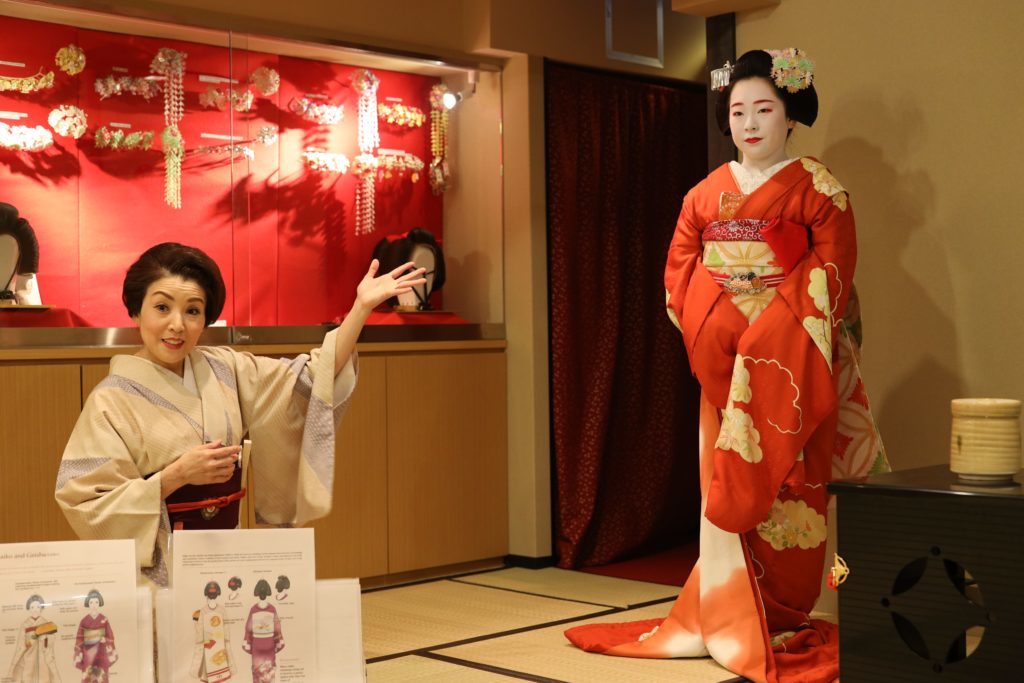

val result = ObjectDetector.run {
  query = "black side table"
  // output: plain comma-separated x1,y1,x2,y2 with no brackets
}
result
829,465,1023,681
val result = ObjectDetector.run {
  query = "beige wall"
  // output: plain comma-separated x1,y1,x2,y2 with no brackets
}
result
738,0,1024,470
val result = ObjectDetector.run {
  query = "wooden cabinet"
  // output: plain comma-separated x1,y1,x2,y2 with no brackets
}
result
0,343,508,579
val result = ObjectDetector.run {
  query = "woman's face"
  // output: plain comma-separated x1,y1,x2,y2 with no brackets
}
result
88,597,100,610
28,601,42,616
133,275,206,376
728,77,793,170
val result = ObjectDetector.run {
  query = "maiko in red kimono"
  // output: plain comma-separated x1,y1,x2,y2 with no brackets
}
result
565,157,887,683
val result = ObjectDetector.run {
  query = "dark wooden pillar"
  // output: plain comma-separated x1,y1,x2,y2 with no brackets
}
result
705,13,736,171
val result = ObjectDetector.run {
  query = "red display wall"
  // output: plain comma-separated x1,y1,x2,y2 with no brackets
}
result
0,14,443,327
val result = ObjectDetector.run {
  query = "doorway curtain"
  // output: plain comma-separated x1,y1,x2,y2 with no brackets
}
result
547,60,708,568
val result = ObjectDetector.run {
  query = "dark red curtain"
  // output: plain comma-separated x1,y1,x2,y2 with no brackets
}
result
547,61,707,568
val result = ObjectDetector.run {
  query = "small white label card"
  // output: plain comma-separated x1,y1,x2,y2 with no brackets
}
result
170,528,317,682
0,539,140,682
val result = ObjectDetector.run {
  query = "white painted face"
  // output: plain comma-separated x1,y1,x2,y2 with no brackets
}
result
28,601,42,616
728,77,794,171
133,275,207,376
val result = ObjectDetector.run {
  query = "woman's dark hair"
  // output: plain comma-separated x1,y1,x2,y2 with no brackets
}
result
84,589,104,607
254,579,272,599
371,227,445,309
25,594,44,610
0,202,40,276
715,50,818,136
204,581,222,600
228,576,242,591
275,575,290,593
122,242,226,326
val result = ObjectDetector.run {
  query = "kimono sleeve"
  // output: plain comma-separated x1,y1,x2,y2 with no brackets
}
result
211,328,357,526
54,391,164,569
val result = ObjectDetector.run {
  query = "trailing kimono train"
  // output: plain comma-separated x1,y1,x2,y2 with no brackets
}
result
565,157,888,682
55,329,356,586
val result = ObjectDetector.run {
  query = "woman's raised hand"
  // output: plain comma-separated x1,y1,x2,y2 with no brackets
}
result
355,259,428,311
169,440,239,487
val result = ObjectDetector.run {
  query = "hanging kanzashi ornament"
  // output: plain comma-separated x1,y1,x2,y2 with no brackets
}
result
428,83,451,195
351,69,381,235
150,48,186,209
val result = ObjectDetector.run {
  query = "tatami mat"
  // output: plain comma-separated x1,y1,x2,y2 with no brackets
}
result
367,655,520,681
362,579,605,660
454,567,679,608
436,604,737,683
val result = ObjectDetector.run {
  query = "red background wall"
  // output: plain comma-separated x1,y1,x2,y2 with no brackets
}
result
0,14,442,327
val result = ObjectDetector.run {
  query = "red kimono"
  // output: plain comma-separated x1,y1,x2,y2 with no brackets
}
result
565,158,887,683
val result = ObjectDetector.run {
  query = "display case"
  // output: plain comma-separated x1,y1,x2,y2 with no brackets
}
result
0,0,504,339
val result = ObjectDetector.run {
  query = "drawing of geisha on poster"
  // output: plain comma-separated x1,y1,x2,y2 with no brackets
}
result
0,540,140,683
171,530,317,683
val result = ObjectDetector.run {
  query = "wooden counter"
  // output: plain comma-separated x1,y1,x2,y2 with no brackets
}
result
0,339,508,581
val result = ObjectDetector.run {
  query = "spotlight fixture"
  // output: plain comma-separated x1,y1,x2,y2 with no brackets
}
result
441,70,479,110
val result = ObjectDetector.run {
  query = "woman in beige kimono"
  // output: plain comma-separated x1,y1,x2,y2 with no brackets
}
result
6,595,61,683
55,243,425,585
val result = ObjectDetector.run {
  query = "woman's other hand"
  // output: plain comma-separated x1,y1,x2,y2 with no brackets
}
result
161,440,239,498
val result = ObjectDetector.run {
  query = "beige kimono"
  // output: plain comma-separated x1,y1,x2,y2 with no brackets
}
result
55,329,356,585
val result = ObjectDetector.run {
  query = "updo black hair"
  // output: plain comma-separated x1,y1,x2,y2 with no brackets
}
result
84,589,104,607
204,581,222,600
122,242,226,326
715,49,818,136
0,202,40,275
254,579,272,599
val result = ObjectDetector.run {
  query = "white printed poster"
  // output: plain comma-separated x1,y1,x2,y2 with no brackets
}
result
0,539,140,683
171,529,317,683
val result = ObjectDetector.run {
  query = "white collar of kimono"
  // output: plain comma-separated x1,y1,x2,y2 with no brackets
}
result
179,355,199,396
729,158,797,195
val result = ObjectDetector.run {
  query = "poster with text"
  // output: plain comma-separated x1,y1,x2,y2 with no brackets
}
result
0,539,140,682
171,528,317,683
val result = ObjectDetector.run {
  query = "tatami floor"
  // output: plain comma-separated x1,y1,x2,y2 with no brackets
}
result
361,566,746,682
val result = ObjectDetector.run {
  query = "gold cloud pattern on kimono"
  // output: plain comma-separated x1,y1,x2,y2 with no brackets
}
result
716,407,763,463
756,498,827,550
800,157,848,211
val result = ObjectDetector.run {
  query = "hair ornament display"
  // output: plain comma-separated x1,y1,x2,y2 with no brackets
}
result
428,83,451,195
249,66,280,96
378,101,425,128
195,142,254,160
0,68,54,94
303,148,350,174
0,122,54,152
289,97,344,125
199,86,254,112
150,47,186,209
94,126,155,151
94,74,162,100
767,48,815,93
55,44,86,76
372,150,424,182
47,105,88,139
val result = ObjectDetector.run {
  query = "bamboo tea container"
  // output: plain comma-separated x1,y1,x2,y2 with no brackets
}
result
950,398,1022,484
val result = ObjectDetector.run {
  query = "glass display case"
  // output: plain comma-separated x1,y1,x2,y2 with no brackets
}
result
0,0,504,341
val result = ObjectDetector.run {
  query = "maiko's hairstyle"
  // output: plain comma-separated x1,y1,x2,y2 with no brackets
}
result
84,589,104,607
122,242,226,326
228,576,242,591
25,594,44,610
275,575,290,593
715,50,818,136
204,581,222,600
371,227,446,308
254,579,272,600
0,202,40,276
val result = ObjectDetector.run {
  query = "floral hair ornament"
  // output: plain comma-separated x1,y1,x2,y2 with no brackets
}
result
303,148,350,174
352,69,381,235
378,101,425,129
55,45,86,76
0,122,53,152
94,126,155,151
0,69,54,94
428,83,451,195
199,86,254,112
767,48,815,93
150,47,186,209
47,105,88,139
289,97,344,125
249,66,280,96
94,74,162,101
710,60,733,92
